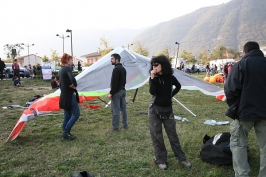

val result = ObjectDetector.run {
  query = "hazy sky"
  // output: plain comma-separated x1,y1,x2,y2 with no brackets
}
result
0,0,231,59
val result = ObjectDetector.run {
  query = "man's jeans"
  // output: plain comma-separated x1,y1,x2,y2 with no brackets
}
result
111,89,128,129
63,95,80,133
230,119,266,177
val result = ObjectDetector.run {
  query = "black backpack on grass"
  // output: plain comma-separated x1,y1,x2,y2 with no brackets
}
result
25,95,44,107
200,132,232,165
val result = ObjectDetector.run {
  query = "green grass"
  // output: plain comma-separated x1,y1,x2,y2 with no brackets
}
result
0,74,260,177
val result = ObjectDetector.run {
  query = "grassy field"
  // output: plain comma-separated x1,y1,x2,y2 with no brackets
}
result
0,74,260,177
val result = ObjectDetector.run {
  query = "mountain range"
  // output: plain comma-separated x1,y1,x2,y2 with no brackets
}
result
130,0,266,56
6,0,265,60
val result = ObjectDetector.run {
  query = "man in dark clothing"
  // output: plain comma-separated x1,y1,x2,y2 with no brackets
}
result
205,63,210,77
223,63,229,82
224,41,266,177
0,58,6,80
108,53,128,130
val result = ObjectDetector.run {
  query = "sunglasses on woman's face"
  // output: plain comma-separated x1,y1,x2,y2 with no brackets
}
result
153,63,159,67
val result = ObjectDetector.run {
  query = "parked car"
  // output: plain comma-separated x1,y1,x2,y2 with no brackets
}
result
185,65,205,74
4,63,26,78
54,66,61,72
198,65,206,72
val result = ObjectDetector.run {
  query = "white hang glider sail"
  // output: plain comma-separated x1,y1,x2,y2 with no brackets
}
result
64,47,151,93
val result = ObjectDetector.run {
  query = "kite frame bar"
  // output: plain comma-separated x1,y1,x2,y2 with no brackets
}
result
173,97,197,117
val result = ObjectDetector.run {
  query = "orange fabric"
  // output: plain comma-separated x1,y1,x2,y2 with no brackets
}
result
216,95,225,101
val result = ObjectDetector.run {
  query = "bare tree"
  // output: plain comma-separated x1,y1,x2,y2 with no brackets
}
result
98,37,113,57
157,45,172,60
3,44,24,59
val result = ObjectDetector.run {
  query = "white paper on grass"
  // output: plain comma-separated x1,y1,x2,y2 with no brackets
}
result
203,120,229,126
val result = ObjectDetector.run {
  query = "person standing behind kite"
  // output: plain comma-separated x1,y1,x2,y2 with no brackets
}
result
108,53,128,131
59,53,80,140
148,55,191,170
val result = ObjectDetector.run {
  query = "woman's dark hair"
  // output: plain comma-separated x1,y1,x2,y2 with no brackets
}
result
61,53,73,65
149,55,173,76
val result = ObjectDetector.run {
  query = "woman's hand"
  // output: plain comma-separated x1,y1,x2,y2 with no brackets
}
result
150,69,157,79
69,84,76,89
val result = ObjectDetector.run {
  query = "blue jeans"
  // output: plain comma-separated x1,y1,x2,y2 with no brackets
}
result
63,95,80,133
111,89,128,129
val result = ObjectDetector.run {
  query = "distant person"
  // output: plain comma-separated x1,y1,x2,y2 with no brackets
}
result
24,65,31,78
214,64,218,74
148,55,191,170
59,53,80,140
0,58,6,80
205,63,210,77
71,64,75,71
191,64,195,73
28,64,33,76
108,53,128,131
13,76,22,86
223,63,229,82
181,62,185,71
12,59,20,81
32,65,37,78
228,63,233,73
78,61,82,72
210,64,215,76
51,76,59,90
225,41,266,177
36,64,41,70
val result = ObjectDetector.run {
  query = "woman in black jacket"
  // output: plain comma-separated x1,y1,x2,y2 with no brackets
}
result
59,53,80,140
148,55,191,170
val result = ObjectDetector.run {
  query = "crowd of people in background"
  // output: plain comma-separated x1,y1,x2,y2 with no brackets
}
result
177,60,234,78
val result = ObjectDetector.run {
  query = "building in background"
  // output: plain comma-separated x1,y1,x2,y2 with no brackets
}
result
16,54,42,66
80,51,102,65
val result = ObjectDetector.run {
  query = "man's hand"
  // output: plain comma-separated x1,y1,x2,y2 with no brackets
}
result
108,94,112,100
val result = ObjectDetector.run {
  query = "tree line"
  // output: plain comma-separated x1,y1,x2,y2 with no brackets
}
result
3,39,241,65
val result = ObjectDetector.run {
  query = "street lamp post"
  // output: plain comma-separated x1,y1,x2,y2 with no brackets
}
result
22,43,34,65
128,43,133,50
56,34,69,53
175,42,180,68
66,29,73,56
35,53,38,66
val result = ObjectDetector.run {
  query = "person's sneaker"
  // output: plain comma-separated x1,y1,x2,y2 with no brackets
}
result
180,160,192,168
158,163,167,170
62,132,75,140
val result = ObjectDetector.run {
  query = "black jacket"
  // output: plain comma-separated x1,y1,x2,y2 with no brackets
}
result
0,60,6,69
224,49,266,121
110,63,126,95
59,66,77,110
149,75,181,107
